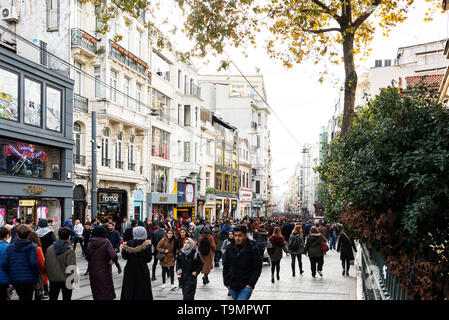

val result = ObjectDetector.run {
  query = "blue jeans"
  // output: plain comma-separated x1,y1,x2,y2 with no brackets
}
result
229,287,253,300
329,236,337,250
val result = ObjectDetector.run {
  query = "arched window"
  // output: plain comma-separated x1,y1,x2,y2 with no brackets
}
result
116,132,123,169
102,128,110,166
128,136,135,171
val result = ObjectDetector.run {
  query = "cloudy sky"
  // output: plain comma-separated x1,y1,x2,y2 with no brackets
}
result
167,2,449,199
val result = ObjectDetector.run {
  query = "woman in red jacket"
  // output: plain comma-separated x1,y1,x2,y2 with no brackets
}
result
28,231,48,300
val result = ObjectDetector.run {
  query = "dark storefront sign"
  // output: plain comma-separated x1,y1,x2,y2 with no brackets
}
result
176,204,195,222
97,189,127,224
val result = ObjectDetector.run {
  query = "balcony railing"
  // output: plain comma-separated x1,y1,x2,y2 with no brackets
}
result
71,28,97,55
184,82,201,98
116,161,124,169
73,94,88,112
73,154,86,166
102,158,110,167
109,40,148,77
128,163,135,171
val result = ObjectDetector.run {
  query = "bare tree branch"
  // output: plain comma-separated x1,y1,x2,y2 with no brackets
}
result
302,27,341,34
352,0,383,30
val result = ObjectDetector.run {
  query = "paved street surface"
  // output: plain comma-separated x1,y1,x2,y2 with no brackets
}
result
9,243,356,300
70,246,356,300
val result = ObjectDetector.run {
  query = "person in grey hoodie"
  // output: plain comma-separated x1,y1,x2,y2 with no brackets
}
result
44,227,76,301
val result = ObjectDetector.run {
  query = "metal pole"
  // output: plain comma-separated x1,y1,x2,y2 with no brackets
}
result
91,111,97,219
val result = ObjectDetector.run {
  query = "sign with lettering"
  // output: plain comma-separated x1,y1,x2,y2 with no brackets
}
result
24,185,47,195
98,193,120,203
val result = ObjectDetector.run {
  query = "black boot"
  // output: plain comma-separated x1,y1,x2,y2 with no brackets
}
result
277,273,280,281
292,267,295,277
271,274,275,283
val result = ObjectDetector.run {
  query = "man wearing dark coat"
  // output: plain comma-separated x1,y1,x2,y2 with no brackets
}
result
107,223,122,274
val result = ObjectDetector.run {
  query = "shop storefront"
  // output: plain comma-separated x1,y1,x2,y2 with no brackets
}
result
97,189,127,224
73,185,87,223
231,199,238,219
197,198,205,220
252,200,263,218
0,196,62,226
215,199,222,220
204,194,216,222
147,192,177,221
133,189,144,221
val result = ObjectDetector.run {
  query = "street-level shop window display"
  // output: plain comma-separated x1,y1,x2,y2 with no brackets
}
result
0,136,61,179
0,67,19,121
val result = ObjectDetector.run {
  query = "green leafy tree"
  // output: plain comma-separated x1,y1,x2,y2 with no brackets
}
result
319,84,449,299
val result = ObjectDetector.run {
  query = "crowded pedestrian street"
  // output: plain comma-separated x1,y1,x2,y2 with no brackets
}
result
6,235,356,301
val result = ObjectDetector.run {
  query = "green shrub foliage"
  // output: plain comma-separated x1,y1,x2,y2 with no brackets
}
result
319,85,449,299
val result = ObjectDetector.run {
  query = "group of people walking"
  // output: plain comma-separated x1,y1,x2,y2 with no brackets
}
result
0,214,357,301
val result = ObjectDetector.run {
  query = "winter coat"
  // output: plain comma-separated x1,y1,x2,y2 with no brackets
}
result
288,233,305,255
36,245,47,286
37,228,56,255
156,236,177,267
264,223,274,236
120,239,153,300
304,233,327,258
176,249,204,287
44,240,76,283
198,234,215,275
254,228,269,247
151,228,166,250
223,238,262,292
212,227,223,250
319,226,329,239
0,240,10,284
337,233,357,261
267,235,288,261
193,224,204,239
107,230,121,252
82,228,92,245
2,239,39,284
86,237,118,300
281,223,294,242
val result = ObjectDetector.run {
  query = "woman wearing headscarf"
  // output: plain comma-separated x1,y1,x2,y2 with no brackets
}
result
85,226,118,300
176,238,204,300
120,227,153,300
198,226,216,285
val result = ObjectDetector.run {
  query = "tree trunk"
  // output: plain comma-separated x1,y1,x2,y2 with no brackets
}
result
341,34,357,136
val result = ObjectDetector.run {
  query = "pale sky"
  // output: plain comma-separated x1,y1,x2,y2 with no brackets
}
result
165,1,449,199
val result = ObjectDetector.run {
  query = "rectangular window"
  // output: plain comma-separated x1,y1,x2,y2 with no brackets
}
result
184,105,191,126
256,180,260,194
138,30,143,57
110,70,117,102
224,174,231,192
195,142,198,163
152,127,170,160
206,172,210,188
184,141,190,162
233,175,238,193
46,86,62,132
74,62,82,95
39,41,48,67
246,172,249,188
0,136,61,180
178,104,182,124
124,78,130,108
215,172,222,191
47,0,60,31
75,0,82,28
0,68,19,121
178,69,182,89
24,78,42,127
215,144,222,165
136,84,142,112
152,165,169,193
94,66,101,98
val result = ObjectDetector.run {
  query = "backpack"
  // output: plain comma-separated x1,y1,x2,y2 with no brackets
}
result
199,237,211,256
289,235,301,252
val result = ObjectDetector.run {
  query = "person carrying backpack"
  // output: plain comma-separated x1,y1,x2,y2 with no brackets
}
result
288,224,305,277
198,227,215,285
193,220,205,243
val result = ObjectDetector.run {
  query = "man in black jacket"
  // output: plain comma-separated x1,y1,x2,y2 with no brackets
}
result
150,222,166,281
223,224,262,300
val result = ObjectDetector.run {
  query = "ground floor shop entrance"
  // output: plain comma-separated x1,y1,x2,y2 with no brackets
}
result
97,189,127,225
0,196,62,227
